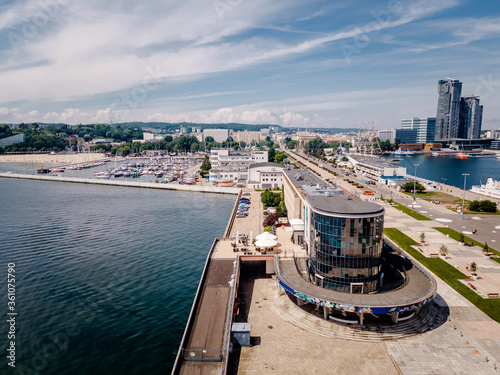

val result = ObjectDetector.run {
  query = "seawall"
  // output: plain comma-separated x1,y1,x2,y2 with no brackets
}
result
0,173,240,195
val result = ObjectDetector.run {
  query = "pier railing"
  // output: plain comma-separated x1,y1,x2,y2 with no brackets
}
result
171,238,220,374
224,190,242,238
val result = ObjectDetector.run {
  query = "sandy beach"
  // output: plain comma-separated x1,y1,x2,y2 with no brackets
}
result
0,153,108,165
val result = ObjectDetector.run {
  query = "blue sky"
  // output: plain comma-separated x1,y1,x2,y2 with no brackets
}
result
1,0,500,129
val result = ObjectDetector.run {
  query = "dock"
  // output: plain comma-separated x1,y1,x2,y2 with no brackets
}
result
0,173,240,195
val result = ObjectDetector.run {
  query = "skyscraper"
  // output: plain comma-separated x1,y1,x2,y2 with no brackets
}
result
435,78,462,141
460,96,483,139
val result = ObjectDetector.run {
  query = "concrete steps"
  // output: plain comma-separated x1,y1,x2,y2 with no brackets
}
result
273,286,448,343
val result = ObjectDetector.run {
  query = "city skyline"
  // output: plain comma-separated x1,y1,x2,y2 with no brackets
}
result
1,0,500,129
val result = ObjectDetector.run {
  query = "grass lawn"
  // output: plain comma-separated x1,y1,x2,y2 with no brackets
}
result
384,228,500,323
390,202,431,221
404,191,462,205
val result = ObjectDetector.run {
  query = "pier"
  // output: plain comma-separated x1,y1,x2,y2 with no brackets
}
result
0,173,240,195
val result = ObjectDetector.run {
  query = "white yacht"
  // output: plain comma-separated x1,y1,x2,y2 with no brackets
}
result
470,178,500,200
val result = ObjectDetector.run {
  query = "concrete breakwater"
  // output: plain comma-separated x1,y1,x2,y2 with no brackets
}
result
0,173,240,195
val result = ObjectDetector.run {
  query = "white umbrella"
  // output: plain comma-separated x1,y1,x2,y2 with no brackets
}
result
255,238,277,248
289,218,304,225
256,232,277,240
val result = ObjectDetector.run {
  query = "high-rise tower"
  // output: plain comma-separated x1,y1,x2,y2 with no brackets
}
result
460,96,483,139
436,78,462,141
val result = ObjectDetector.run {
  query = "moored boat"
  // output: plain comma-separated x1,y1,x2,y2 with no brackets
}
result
470,178,500,199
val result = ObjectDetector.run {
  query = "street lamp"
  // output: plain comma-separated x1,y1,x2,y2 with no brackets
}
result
441,178,447,191
462,173,469,220
413,164,419,201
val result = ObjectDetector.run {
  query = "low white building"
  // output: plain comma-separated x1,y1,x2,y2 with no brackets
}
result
347,155,406,184
208,167,247,185
246,162,285,189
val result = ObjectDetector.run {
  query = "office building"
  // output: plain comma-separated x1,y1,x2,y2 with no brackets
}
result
460,96,483,139
377,129,417,144
277,168,437,324
436,78,462,141
401,118,436,143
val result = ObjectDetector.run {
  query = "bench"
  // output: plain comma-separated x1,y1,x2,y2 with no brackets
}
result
429,253,439,258
488,293,499,298
464,275,472,280
468,283,477,290
418,248,424,253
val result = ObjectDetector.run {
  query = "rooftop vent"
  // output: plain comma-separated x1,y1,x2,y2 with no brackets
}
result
295,173,302,181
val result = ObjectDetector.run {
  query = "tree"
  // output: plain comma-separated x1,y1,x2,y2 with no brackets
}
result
286,140,298,149
277,187,287,217
480,200,497,213
164,135,173,142
274,151,286,164
0,125,13,139
205,136,215,143
201,155,211,171
469,261,477,274
469,200,497,212
268,147,276,162
261,190,281,207
393,137,400,149
469,200,481,212
419,232,426,244
379,139,392,151
483,242,489,253
401,182,425,193
263,213,279,227
239,141,247,149
439,245,448,257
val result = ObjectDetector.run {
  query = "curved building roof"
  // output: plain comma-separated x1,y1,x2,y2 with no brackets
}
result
306,195,385,217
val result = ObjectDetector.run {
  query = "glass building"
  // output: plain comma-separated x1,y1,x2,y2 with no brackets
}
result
304,195,385,293
460,96,483,139
436,78,462,141
401,117,436,143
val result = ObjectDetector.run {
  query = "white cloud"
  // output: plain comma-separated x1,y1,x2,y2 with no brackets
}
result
280,112,309,127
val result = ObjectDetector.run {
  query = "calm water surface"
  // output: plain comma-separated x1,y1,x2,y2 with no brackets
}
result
385,154,500,189
0,178,235,374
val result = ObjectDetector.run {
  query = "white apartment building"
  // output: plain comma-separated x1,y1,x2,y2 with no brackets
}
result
209,149,267,169
236,130,261,145
203,129,229,143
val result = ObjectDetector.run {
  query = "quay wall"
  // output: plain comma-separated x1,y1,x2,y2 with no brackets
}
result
0,173,240,195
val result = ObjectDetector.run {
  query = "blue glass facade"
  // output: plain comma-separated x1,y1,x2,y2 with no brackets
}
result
309,212,384,293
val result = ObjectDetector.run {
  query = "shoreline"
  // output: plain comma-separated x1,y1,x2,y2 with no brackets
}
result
0,153,107,165
0,172,240,195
